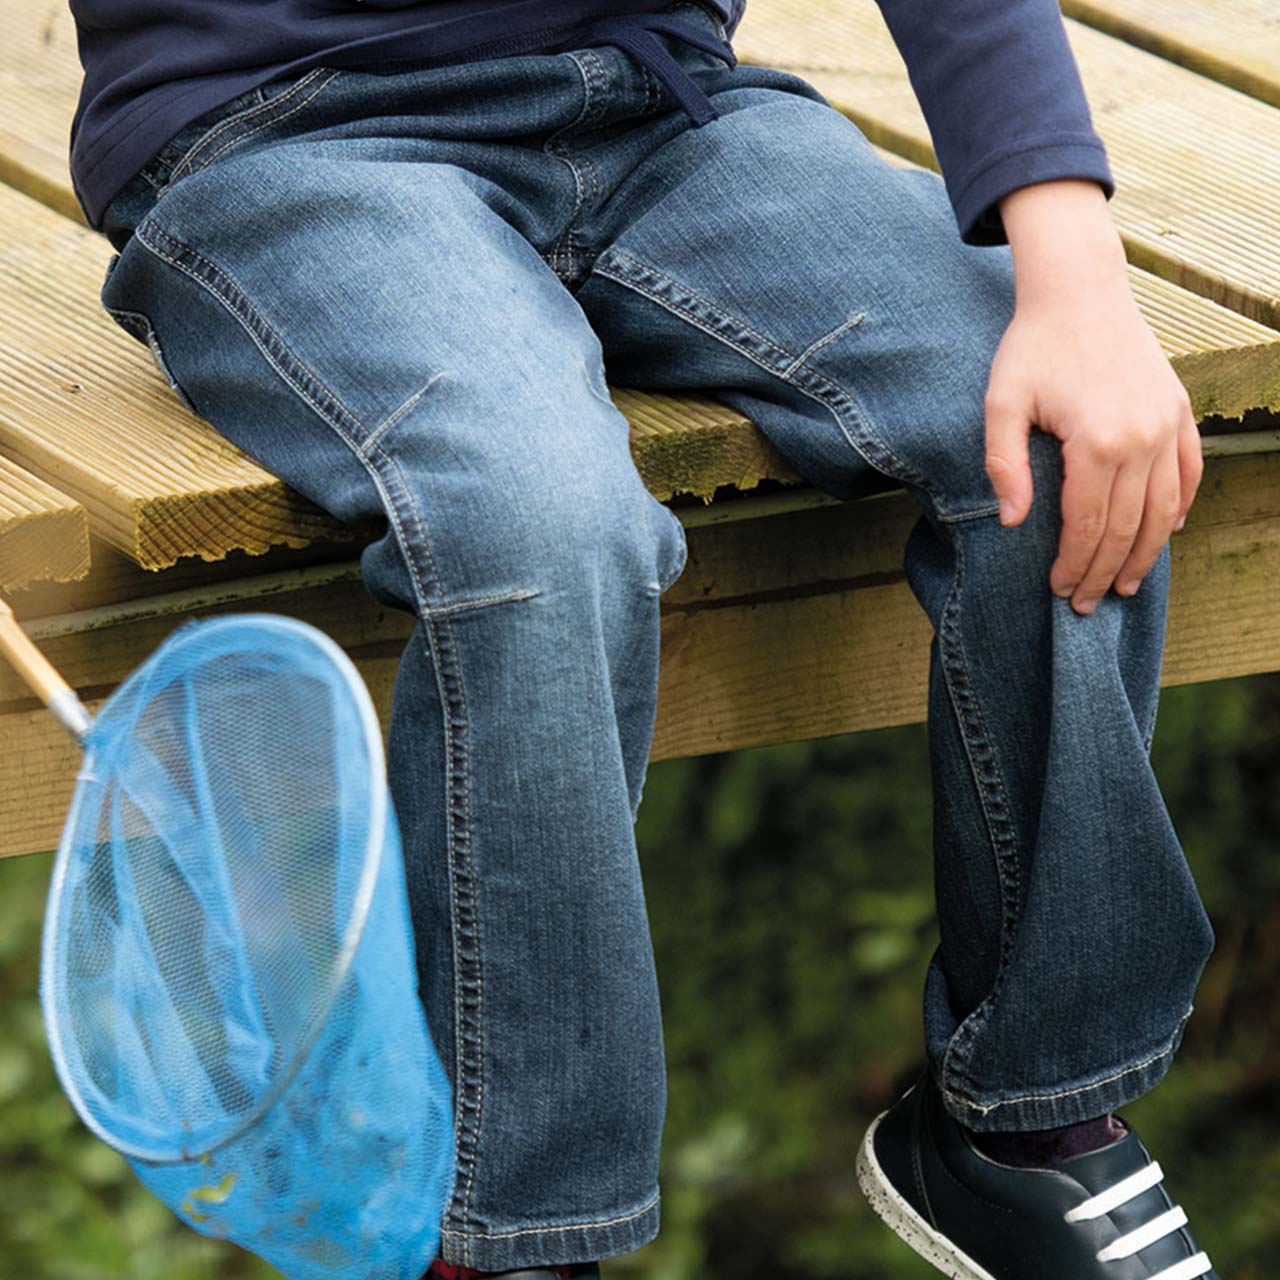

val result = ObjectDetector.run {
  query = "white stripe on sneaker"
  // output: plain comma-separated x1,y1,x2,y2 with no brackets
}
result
1150,1252,1213,1280
1064,1160,1213,1278
1064,1161,1165,1222
1097,1205,1187,1260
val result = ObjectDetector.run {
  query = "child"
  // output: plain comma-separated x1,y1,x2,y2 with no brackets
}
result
76,0,1217,1275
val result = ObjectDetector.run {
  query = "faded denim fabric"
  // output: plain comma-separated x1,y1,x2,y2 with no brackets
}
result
97,2,1213,1268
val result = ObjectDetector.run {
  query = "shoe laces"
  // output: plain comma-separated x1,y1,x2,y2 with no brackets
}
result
1063,1161,1212,1280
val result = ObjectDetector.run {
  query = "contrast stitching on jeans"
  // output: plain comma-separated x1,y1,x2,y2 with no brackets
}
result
543,53,594,280
565,52,605,278
439,1191,661,1241
782,311,865,378
170,68,341,183
359,371,449,456
938,503,1002,525
372,447,487,1246
580,51,605,201
131,216,491,1235
135,220,370,448
932,523,1024,1108
591,249,927,490
595,248,791,370
942,1007,1193,1117
426,588,542,617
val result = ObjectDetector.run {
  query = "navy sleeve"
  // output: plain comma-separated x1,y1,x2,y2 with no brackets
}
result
874,0,1115,245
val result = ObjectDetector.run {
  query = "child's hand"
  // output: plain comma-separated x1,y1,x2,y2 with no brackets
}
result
984,179,1203,616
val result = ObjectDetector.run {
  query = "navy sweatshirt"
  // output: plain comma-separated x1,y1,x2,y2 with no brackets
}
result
67,0,1113,245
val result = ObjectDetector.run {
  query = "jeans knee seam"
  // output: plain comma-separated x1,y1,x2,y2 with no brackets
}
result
781,311,865,378
591,249,929,491
787,362,927,491
594,248,795,371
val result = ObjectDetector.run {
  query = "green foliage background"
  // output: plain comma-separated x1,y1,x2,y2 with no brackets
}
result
2,673,1276,1278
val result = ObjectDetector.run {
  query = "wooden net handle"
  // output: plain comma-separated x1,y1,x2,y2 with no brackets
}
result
0,598,90,741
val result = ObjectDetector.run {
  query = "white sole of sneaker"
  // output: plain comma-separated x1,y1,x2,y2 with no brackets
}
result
855,1112,998,1280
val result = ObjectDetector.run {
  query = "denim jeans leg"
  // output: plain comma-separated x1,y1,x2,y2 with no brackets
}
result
94,62,690,1267
573,48,1215,1132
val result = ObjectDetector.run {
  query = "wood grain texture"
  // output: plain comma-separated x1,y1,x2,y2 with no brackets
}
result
0,0,82,223
3,169,1275,581
0,182,352,569
735,0,1280,328
5,449,1280,857
873,147,1280,423
0,181,796,570
0,455,89,591
9,0,1280,330
1062,0,1280,108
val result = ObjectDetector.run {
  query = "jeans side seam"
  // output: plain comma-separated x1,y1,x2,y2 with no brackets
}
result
169,68,342,185
134,219,371,448
371,447,487,1249
130,215,489,1237
931,521,1025,1111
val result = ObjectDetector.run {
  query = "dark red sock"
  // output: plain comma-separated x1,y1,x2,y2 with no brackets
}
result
429,1262,578,1280
967,1114,1124,1169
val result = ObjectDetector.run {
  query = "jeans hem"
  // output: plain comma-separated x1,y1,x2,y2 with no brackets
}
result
438,1191,660,1270
937,1007,1192,1131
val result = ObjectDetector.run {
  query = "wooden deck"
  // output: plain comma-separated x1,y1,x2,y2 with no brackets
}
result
2,0,1279,856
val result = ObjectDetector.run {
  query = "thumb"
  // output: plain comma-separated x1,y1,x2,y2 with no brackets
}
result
984,393,1034,526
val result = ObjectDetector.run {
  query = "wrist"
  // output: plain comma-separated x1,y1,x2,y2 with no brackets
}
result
999,179,1129,306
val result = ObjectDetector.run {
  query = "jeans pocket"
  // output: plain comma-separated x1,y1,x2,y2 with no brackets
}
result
143,67,344,194
136,84,267,190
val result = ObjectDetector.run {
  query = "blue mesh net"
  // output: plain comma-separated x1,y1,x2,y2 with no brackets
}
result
40,613,456,1279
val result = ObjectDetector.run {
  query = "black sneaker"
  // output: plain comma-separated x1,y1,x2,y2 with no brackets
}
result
856,1073,1218,1280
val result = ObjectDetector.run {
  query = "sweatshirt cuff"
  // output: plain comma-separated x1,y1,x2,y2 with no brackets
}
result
950,136,1116,246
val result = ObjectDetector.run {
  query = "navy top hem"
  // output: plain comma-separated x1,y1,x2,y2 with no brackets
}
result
69,0,1113,245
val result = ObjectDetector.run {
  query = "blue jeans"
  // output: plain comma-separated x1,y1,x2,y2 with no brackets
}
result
97,2,1214,1268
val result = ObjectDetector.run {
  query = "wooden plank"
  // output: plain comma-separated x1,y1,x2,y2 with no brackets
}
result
4,448,1279,857
0,180,797,571
3,178,1275,581
735,0,1280,328
10,0,1280,331
0,455,89,591
0,0,82,223
1062,0,1280,109
876,146,1280,424
0,182,356,569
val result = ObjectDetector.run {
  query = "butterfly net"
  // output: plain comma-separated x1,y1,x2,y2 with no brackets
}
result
40,613,455,1280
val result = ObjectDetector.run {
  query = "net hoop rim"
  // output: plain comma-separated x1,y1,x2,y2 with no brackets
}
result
39,613,389,1164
